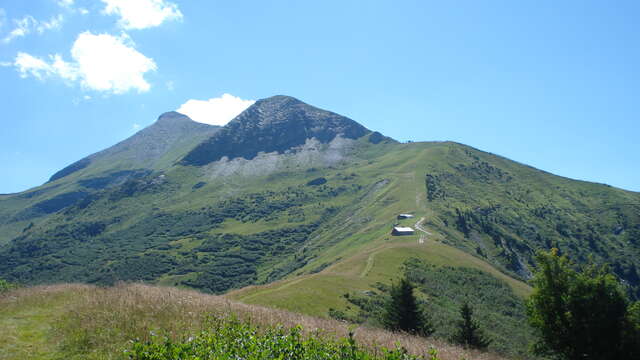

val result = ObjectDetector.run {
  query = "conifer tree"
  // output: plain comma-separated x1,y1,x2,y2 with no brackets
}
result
451,302,491,350
383,277,434,336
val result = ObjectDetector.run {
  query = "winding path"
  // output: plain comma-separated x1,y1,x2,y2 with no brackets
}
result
414,217,430,244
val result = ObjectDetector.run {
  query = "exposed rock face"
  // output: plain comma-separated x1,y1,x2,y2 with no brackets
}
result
181,95,371,166
201,136,358,179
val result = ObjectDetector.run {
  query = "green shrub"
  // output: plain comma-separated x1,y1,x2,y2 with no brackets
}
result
127,315,433,360
0,278,16,292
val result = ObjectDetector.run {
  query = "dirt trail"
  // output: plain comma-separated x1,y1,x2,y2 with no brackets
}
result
414,217,430,244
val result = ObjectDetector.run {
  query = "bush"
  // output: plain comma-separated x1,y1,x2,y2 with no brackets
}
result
127,315,433,360
0,278,16,292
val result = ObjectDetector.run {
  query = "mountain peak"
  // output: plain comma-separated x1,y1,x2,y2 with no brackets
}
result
48,111,219,182
181,95,371,166
256,95,304,106
157,111,192,124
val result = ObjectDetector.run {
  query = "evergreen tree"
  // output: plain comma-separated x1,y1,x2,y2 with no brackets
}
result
383,277,434,336
526,249,638,360
451,302,490,350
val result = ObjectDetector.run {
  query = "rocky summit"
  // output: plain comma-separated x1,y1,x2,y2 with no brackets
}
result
181,95,372,166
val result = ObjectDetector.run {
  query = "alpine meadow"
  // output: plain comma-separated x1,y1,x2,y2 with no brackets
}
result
2,1,640,359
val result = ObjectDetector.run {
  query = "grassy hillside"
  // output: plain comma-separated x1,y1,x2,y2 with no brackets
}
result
1,138,639,358
0,283,507,360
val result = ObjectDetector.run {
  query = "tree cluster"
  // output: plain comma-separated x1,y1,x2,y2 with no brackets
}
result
526,249,640,359
381,250,640,358
382,277,490,350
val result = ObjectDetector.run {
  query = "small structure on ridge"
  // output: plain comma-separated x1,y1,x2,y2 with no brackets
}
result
392,226,415,236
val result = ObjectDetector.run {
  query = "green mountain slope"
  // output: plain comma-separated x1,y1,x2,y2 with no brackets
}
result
0,111,219,245
0,95,638,357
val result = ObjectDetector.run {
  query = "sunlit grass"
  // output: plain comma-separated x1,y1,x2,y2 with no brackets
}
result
0,283,508,360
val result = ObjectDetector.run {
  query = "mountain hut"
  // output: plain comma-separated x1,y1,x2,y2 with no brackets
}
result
392,226,415,236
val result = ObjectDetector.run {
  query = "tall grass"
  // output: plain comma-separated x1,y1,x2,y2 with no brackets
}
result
2,283,510,359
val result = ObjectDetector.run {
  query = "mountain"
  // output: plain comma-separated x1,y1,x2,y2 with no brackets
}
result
1,95,639,357
0,111,219,244
182,95,375,165
50,111,220,182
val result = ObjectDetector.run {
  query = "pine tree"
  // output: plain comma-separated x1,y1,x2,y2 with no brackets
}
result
383,277,434,336
451,302,491,350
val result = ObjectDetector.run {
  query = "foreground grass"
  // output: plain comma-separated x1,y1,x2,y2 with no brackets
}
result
0,284,80,360
0,283,508,360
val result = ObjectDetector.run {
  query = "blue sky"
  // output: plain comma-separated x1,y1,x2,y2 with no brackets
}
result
0,0,638,193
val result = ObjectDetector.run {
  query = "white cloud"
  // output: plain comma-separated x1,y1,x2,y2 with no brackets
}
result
14,52,54,79
177,94,255,126
56,0,89,15
71,32,157,93
57,0,75,7
37,14,64,34
3,16,36,43
12,31,157,94
2,14,64,43
101,0,182,30
132,123,141,131
14,52,78,81
50,53,79,80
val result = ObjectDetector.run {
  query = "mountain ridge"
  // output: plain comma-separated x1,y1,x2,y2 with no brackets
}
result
181,95,376,166
1,95,639,358
48,111,220,183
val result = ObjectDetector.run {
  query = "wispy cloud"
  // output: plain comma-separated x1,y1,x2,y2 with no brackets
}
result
56,0,89,15
101,0,182,30
177,94,255,126
0,8,6,30
2,14,64,43
57,0,75,8
3,16,37,43
36,14,64,34
13,31,157,94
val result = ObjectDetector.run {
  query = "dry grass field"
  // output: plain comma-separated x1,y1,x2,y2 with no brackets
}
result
0,283,510,360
